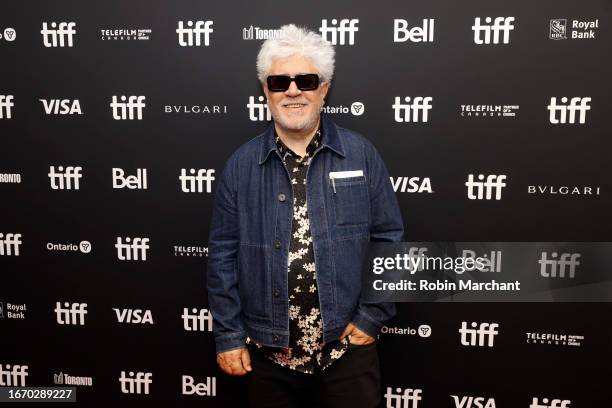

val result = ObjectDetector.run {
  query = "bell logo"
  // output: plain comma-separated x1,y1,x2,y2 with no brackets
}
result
319,19,359,45
472,17,515,44
182,375,216,396
547,97,591,124
41,22,76,47
394,19,435,43
393,97,433,123
459,322,499,347
177,20,213,46
538,252,580,278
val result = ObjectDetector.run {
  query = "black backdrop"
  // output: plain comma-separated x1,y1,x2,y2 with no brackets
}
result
1,0,611,406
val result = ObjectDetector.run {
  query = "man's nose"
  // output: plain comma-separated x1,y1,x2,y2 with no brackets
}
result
284,80,301,96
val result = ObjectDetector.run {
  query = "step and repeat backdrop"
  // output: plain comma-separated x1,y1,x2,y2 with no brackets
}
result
1,0,611,406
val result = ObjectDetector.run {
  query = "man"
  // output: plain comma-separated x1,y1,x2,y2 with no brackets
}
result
206,24,404,407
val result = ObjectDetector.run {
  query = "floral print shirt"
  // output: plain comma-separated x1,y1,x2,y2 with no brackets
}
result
247,124,349,374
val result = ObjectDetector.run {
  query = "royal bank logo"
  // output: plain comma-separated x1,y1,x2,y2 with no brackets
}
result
182,375,216,396
321,101,365,116
381,324,432,338
460,104,519,118
247,95,271,121
385,387,422,408
393,19,435,43
47,240,92,254
40,99,83,115
112,168,148,189
119,371,152,394
549,18,599,40
53,372,93,386
547,97,591,124
0,95,14,119
526,331,583,347
0,302,27,319
182,308,213,332
0,173,21,183
459,322,499,347
472,17,515,44
41,22,76,47
319,19,359,45
1,28,16,42
393,96,433,123
174,245,207,257
0,365,28,386
549,19,567,40
242,25,282,40
530,398,571,407
391,177,433,193
465,174,506,200
100,28,151,41
49,166,82,190
55,302,88,325
0,233,22,256
110,95,146,120
164,104,228,115
177,20,213,46
115,237,150,261
180,169,215,193
451,395,496,408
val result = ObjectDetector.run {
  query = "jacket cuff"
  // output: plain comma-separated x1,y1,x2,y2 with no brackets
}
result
215,331,247,354
350,307,383,338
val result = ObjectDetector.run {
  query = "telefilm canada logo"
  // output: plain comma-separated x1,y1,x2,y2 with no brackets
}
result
100,28,151,40
460,104,519,118
174,245,207,257
525,331,583,347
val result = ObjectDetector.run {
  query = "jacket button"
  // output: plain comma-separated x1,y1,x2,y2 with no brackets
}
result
273,335,279,343
274,240,281,249
274,289,280,297
278,192,286,202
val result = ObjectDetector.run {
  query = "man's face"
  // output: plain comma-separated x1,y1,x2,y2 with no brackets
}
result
263,54,329,133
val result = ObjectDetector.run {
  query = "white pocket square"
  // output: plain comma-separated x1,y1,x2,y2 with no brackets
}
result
329,170,364,179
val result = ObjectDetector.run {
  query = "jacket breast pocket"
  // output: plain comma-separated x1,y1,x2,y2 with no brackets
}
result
330,175,369,226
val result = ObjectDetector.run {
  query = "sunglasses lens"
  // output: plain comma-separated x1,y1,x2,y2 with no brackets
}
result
295,74,319,90
267,75,291,91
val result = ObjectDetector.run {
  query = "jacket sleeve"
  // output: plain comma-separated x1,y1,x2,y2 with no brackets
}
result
351,141,405,337
206,153,247,353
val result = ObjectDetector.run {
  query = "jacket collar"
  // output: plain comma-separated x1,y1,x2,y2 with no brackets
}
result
258,113,346,165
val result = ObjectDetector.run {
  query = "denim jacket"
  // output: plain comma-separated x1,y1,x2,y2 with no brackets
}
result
206,113,404,353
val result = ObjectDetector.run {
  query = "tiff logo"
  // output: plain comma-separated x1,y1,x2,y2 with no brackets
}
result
180,169,215,193
459,322,499,347
393,97,433,123
465,174,506,200
0,233,22,256
319,19,359,45
49,166,82,190
182,308,213,332
547,97,591,124
384,387,422,408
112,168,148,189
472,17,515,44
41,22,76,47
539,252,580,278
247,96,271,121
530,398,571,408
0,365,28,386
40,99,82,115
0,95,14,119
394,19,435,43
55,302,87,325
119,371,152,394
110,96,146,120
115,237,150,261
177,20,213,46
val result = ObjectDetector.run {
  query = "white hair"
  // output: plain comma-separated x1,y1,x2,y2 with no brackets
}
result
256,24,335,84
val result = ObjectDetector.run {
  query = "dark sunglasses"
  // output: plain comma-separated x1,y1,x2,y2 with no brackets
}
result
266,74,320,92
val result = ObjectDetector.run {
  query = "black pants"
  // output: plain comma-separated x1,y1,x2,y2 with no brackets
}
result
246,342,382,408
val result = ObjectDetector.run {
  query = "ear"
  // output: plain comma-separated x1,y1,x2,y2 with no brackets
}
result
320,81,330,100
262,80,269,100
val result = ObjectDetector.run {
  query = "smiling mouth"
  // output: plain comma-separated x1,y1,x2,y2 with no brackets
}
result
283,103,307,109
